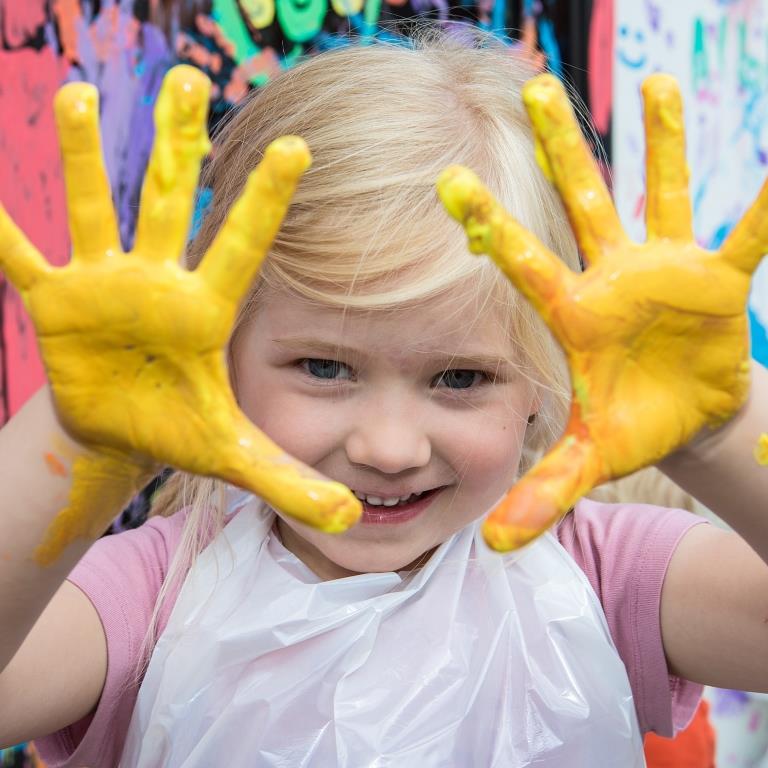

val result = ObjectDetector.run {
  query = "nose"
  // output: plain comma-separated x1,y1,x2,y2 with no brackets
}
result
345,401,432,474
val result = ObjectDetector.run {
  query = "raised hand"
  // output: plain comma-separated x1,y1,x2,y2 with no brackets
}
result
0,66,360,565
438,73,763,552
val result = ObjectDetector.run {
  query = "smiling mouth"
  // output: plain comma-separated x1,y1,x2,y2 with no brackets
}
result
352,489,433,507
352,487,444,524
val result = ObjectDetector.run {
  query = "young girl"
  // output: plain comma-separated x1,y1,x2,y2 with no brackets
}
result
0,31,767,767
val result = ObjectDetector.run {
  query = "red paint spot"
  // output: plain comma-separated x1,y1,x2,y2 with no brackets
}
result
44,452,68,477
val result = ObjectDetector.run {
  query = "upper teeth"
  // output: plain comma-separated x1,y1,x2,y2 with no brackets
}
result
353,491,421,507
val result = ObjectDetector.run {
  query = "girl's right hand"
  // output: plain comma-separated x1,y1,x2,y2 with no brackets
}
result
0,66,361,565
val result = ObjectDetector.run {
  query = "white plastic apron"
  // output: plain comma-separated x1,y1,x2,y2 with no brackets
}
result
120,491,644,767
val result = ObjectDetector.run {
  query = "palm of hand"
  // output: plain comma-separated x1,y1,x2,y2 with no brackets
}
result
557,242,751,476
439,73,762,550
30,261,236,474
0,66,360,563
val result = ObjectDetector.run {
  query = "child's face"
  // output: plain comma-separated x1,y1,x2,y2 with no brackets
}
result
234,288,537,579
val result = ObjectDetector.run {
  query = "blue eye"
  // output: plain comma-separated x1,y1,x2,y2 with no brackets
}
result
433,369,483,389
302,358,352,380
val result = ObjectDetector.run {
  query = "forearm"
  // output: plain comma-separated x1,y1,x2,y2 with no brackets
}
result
660,361,768,563
0,386,144,673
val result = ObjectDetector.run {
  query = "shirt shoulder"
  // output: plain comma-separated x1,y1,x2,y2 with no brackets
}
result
557,498,707,737
35,511,187,768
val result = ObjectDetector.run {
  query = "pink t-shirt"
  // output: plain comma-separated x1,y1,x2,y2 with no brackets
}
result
36,499,706,767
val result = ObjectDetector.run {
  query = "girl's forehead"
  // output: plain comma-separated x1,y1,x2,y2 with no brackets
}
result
252,289,512,355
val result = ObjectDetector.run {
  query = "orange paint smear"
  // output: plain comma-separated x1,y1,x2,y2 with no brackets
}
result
44,452,68,477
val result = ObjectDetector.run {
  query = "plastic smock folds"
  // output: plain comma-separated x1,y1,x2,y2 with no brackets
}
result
119,491,644,767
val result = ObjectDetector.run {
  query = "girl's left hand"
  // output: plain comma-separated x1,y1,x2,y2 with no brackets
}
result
438,73,765,552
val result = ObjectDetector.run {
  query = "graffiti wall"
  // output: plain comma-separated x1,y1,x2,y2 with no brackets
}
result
0,0,579,423
612,0,768,367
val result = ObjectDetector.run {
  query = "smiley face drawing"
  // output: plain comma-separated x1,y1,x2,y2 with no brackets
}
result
617,24,648,70
276,0,328,41
240,0,276,29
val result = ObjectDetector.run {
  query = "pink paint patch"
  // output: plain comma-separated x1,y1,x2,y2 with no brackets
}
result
588,0,613,135
748,709,762,732
0,47,70,418
633,193,645,220
1,0,47,48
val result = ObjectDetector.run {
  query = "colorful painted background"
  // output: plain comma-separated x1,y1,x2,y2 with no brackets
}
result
612,0,768,370
0,0,584,424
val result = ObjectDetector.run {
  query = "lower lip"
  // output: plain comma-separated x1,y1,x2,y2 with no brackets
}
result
360,488,442,525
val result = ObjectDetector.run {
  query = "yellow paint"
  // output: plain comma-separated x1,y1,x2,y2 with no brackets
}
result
35,453,151,566
240,0,276,28
755,433,768,465
438,72,765,552
0,65,360,565
330,0,364,16
533,133,554,183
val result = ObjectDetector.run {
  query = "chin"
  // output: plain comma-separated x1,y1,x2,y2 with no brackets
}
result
323,540,434,576
274,515,434,578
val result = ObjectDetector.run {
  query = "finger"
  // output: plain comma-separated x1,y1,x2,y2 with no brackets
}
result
720,176,768,274
53,82,121,261
197,136,311,303
0,204,52,291
133,65,211,263
482,427,605,552
522,74,628,264
437,165,576,335
218,413,361,533
643,74,693,241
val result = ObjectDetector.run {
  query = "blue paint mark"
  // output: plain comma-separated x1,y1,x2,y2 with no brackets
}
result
537,18,561,76
707,220,734,250
617,26,647,69
490,0,505,37
712,688,750,717
617,51,648,69
190,187,213,240
750,306,768,366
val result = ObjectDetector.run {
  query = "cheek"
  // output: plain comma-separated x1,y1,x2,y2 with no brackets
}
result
441,411,528,491
239,386,342,467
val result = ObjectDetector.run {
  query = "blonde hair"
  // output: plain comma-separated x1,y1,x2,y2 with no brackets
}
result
138,27,586,676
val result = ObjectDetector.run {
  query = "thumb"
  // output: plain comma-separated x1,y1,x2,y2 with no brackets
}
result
216,413,362,533
482,431,605,551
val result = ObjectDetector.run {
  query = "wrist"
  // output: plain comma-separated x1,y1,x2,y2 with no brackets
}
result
660,397,748,475
657,361,768,530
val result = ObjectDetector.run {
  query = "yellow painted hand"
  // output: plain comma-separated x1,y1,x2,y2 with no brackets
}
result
438,73,763,551
0,66,360,564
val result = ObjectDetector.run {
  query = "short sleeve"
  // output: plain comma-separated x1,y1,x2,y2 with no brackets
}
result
557,499,708,737
34,511,187,768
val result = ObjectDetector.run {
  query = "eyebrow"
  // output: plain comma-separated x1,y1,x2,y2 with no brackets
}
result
272,337,515,371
